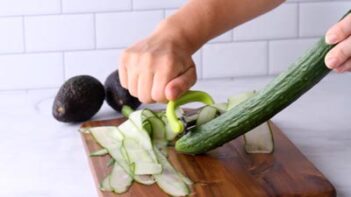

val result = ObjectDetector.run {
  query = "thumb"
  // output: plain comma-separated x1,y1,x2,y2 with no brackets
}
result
165,66,197,101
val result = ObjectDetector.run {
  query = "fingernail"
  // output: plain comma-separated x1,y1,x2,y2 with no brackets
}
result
325,34,338,44
325,58,339,69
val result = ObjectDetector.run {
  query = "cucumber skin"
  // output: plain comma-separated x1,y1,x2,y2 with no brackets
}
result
176,37,333,154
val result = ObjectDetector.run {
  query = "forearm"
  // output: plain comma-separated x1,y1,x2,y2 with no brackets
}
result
155,0,284,54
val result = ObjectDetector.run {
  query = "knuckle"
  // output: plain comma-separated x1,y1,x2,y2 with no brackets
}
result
139,95,152,104
161,54,176,66
336,47,348,60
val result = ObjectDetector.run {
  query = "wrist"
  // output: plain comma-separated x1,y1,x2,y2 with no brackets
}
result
152,18,201,54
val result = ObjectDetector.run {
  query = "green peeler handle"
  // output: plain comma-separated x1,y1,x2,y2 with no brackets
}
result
166,90,214,134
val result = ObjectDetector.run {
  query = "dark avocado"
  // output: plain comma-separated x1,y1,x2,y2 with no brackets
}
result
52,75,105,123
104,70,141,112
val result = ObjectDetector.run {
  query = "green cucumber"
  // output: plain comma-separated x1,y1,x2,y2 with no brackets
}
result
176,36,335,154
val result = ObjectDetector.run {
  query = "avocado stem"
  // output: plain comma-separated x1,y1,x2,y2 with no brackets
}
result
121,105,134,117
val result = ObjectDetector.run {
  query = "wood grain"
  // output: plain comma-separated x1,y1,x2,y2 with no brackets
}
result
81,116,336,197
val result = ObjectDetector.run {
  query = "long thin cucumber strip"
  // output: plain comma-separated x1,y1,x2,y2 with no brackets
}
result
119,120,157,162
227,91,256,110
110,162,133,193
134,162,162,175
167,90,214,134
154,147,190,197
89,127,132,176
226,91,275,154
134,175,155,185
122,138,162,175
160,115,178,142
196,106,218,126
100,175,113,192
90,148,109,157
243,122,274,154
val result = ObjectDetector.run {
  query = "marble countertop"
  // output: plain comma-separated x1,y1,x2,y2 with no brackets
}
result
0,74,350,197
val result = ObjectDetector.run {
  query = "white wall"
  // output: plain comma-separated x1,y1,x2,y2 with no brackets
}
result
0,0,350,91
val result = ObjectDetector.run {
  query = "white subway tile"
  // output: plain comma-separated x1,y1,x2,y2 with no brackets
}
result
202,42,267,78
0,17,24,54
96,11,163,48
0,0,60,16
165,9,177,17
269,38,318,75
133,0,186,9
25,15,95,52
165,9,232,44
0,53,63,90
234,4,298,40
64,49,122,82
208,31,232,43
299,2,351,37
62,0,131,13
192,50,202,79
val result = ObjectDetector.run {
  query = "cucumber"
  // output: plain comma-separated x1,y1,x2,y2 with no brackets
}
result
153,147,190,196
176,36,335,154
244,122,274,154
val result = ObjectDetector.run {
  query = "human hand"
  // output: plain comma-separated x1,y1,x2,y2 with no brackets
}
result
118,26,197,103
325,13,351,72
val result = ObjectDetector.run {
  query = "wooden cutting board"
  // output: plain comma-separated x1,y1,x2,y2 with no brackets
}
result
80,116,336,197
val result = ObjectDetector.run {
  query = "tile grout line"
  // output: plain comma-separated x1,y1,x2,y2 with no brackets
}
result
266,41,270,75
0,87,60,93
62,52,66,80
131,0,134,10
60,0,63,13
0,0,348,18
0,36,322,57
21,16,26,53
93,13,97,49
297,2,300,38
